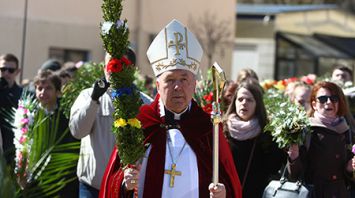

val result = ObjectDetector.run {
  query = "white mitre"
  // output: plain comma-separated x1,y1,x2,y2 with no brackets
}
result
146,19,203,76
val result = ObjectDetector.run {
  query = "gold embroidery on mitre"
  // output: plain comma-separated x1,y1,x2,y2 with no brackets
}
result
168,32,185,56
155,58,197,71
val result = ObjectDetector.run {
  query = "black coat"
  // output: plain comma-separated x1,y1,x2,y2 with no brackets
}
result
228,132,286,198
289,119,353,198
0,83,22,166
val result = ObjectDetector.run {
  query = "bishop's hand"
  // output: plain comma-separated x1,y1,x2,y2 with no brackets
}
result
209,183,226,198
123,165,140,191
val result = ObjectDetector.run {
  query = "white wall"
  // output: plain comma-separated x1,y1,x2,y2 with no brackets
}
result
232,38,275,81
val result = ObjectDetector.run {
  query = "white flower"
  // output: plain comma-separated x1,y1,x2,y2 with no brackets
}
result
101,21,114,35
102,20,128,36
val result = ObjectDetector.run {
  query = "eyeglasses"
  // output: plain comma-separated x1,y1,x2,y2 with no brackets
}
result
317,95,339,104
0,67,16,74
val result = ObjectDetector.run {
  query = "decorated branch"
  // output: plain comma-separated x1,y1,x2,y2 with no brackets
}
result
13,94,37,184
263,88,311,148
101,0,145,165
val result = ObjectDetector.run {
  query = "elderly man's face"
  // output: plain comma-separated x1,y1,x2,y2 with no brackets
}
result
156,69,196,113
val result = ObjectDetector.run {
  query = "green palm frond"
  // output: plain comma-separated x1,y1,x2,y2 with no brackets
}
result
17,109,80,197
7,90,80,197
23,143,79,197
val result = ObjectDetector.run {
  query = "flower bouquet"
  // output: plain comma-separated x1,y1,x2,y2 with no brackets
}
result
13,94,37,186
194,69,214,114
263,87,311,148
101,0,145,165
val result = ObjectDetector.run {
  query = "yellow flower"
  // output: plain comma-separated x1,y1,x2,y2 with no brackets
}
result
274,80,286,91
114,118,127,128
128,118,142,128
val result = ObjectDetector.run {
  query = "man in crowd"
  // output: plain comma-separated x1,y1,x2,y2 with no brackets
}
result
331,63,353,85
69,49,152,198
0,53,22,166
100,19,242,198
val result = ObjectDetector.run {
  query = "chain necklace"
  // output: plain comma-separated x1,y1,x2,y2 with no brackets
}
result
164,132,187,187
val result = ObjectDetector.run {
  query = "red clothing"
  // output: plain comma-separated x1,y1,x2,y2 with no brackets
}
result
100,96,242,197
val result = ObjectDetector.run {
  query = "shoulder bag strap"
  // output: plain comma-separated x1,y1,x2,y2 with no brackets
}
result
242,139,257,187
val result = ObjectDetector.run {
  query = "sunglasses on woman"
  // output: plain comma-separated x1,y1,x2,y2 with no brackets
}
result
0,67,16,74
317,95,339,104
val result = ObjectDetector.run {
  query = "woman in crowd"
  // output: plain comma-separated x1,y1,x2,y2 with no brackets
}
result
223,79,286,197
235,68,259,84
289,82,312,112
221,80,237,112
287,81,355,198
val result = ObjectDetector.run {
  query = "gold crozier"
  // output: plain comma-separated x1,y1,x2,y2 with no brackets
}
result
164,163,182,187
168,32,185,55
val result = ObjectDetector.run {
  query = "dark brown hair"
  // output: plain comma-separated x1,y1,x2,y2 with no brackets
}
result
332,63,353,79
309,81,348,117
224,78,267,130
34,70,62,91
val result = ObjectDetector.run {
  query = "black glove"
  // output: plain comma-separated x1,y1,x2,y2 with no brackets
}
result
0,77,9,90
91,78,110,101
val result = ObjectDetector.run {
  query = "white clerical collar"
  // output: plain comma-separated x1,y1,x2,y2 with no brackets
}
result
158,98,191,120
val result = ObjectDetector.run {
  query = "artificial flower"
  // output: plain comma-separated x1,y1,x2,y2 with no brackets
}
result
203,92,214,102
116,19,128,29
127,118,141,128
111,86,135,98
114,118,127,128
106,58,123,73
274,80,286,90
300,74,316,85
101,21,114,35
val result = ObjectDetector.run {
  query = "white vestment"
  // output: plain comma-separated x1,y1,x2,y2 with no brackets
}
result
138,100,199,198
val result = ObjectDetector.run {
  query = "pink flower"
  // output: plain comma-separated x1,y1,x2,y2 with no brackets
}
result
352,144,355,154
21,127,28,134
21,118,29,125
19,136,26,144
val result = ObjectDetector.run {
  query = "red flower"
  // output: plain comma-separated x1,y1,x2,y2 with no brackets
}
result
301,74,316,85
121,56,132,66
202,103,213,114
106,58,123,73
106,57,133,73
203,92,214,102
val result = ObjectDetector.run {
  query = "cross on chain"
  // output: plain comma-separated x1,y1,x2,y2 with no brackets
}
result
168,32,185,56
164,163,182,187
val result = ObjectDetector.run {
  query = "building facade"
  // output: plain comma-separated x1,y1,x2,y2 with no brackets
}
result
0,0,235,82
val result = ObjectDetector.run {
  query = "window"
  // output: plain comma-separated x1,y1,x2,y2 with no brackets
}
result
49,47,89,63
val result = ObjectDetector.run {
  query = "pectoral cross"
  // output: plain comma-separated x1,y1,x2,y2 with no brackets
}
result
164,163,182,187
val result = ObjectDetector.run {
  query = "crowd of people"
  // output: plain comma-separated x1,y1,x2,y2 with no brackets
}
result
0,19,355,198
